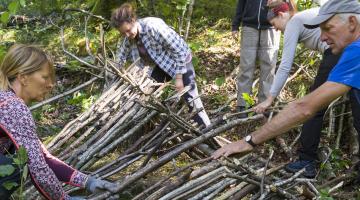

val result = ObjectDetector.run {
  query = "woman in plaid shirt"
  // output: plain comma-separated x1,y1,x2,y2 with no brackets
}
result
112,3,211,127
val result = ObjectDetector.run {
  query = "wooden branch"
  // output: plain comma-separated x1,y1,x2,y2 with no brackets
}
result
30,76,99,110
260,148,274,195
63,8,110,23
133,158,211,200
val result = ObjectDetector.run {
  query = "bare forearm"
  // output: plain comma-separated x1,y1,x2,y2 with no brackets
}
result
175,73,183,80
252,82,351,145
252,100,314,144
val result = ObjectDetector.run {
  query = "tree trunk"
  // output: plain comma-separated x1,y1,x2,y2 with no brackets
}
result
185,0,195,40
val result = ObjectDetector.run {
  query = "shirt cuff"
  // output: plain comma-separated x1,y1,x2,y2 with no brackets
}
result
176,65,187,75
69,171,89,188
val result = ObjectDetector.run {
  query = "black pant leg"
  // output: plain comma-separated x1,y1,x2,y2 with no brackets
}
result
150,65,172,83
0,155,21,200
350,89,360,139
298,49,342,161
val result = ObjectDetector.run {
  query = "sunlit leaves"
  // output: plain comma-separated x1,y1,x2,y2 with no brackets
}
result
3,181,18,190
242,93,255,108
0,0,26,24
1,12,10,24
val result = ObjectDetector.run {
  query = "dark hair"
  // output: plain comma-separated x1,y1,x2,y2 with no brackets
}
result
111,3,137,28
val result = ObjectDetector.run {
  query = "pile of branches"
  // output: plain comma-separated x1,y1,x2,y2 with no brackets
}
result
22,9,359,200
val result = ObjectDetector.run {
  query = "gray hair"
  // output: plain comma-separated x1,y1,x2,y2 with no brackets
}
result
336,13,360,24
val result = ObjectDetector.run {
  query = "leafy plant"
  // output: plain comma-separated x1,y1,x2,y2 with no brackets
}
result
0,165,16,177
329,149,351,171
296,0,313,11
0,0,26,24
67,91,98,111
214,77,225,87
0,146,28,200
296,83,307,99
319,188,334,200
242,92,255,109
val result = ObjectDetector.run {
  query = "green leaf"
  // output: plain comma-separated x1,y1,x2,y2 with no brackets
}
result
214,77,225,86
188,42,202,51
242,93,255,107
0,165,15,177
19,0,26,7
309,59,315,66
13,146,28,166
2,181,18,190
18,146,28,166
22,164,28,180
1,12,10,24
8,1,19,14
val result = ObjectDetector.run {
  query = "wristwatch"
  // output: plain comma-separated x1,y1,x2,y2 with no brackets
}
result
245,135,256,148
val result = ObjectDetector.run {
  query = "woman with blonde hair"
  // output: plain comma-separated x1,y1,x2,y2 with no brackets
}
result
0,44,116,200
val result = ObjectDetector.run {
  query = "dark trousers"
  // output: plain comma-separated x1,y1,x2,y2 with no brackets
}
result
298,49,342,161
151,64,211,127
350,89,360,142
0,155,20,200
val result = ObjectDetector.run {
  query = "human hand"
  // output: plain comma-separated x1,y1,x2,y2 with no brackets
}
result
211,139,253,159
232,31,239,40
85,176,117,194
175,77,184,92
253,96,274,114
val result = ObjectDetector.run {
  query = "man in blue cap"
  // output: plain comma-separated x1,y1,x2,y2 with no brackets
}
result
212,0,360,179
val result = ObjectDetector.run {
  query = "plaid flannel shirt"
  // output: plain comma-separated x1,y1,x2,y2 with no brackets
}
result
116,17,191,78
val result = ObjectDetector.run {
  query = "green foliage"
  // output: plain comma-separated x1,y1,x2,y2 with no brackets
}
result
188,42,203,52
13,146,28,166
296,0,313,11
319,188,334,200
0,165,16,177
329,149,351,170
67,60,83,71
0,45,8,63
192,0,236,22
209,93,228,105
0,0,26,24
3,181,18,190
242,93,255,109
68,91,98,111
31,104,56,121
296,83,307,98
214,77,225,87
0,146,28,199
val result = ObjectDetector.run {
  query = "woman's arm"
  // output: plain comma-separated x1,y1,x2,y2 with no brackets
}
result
0,99,70,200
115,38,132,68
40,142,88,187
269,19,302,97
